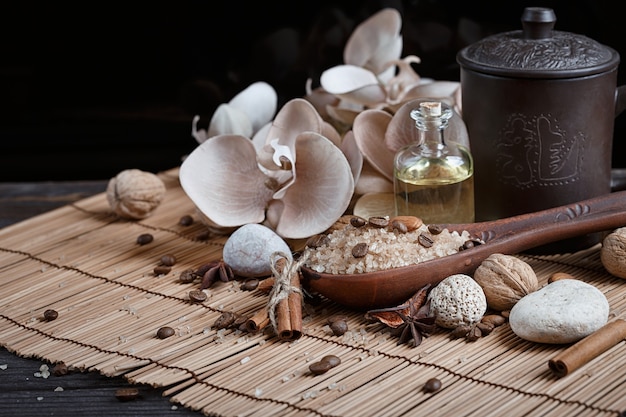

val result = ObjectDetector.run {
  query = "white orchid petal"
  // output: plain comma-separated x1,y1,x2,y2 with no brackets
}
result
320,65,380,95
344,8,403,73
179,135,273,227
228,81,278,134
355,161,394,195
191,115,209,144
270,138,294,167
258,98,323,170
352,109,395,181
208,104,253,138
275,133,354,239
340,130,363,186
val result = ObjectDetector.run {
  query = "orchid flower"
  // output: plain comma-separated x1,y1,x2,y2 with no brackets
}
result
180,98,359,240
308,8,462,128
191,81,278,144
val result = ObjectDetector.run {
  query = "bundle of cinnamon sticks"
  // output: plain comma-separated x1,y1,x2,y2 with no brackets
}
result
245,256,303,341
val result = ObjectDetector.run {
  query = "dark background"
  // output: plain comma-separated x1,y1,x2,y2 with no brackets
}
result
2,0,625,182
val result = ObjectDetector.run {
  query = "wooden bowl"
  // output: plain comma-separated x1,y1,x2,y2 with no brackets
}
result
300,191,626,310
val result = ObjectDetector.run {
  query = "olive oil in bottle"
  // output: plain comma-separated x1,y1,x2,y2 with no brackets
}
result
393,101,474,224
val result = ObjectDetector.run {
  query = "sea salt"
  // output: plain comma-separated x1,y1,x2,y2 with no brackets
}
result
304,223,470,274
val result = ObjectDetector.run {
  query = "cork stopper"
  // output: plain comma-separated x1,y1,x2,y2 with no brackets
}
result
420,101,442,117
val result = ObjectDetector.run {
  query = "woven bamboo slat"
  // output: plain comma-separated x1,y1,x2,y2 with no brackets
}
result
2,168,626,417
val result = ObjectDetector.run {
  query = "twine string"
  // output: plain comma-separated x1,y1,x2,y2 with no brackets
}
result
267,251,307,332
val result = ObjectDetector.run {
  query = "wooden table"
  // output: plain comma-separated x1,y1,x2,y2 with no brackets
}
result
0,180,203,417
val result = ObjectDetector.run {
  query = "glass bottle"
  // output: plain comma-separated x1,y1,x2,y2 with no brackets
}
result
393,100,474,223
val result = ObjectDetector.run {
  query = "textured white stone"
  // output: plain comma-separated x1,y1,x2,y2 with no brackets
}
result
428,274,487,329
223,224,292,277
509,279,609,344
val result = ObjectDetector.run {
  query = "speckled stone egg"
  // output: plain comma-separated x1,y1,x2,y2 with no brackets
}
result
427,274,487,329
223,224,292,277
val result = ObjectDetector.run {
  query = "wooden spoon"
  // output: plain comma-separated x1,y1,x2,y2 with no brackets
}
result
300,191,626,310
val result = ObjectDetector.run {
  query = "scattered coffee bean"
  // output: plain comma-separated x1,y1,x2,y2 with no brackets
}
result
179,269,197,284
305,234,330,249
418,233,434,248
156,326,175,339
43,309,58,321
196,230,210,241
350,216,367,228
427,224,443,235
390,219,408,234
309,360,333,375
329,319,348,336
368,216,389,228
422,377,442,393
188,289,208,303
136,233,154,245
320,355,341,368
52,362,69,376
115,387,140,402
241,279,259,291
213,311,238,329
154,265,171,276
178,214,194,226
352,242,369,258
160,254,177,266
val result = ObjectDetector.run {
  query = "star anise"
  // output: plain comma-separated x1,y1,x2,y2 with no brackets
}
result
365,284,437,348
196,260,236,289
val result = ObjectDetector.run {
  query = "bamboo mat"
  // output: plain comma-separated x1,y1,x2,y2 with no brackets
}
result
2,168,626,417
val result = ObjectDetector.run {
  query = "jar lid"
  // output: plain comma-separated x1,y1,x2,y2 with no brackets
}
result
457,7,620,79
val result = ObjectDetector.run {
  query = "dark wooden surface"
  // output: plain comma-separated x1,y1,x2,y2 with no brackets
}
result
0,181,204,417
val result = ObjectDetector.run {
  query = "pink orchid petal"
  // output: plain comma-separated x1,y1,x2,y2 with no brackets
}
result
258,98,323,170
344,8,403,74
179,135,274,227
355,161,394,195
352,109,395,181
275,132,354,239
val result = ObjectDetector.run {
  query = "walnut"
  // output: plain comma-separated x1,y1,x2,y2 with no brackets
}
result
601,227,626,278
473,253,538,311
106,169,166,219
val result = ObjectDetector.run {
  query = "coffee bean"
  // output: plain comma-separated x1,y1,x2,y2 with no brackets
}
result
188,290,208,303
178,214,194,226
241,279,259,291
391,219,408,234
43,309,58,321
52,362,69,376
418,233,434,248
350,216,367,228
427,224,443,235
136,233,154,245
154,265,171,276
306,234,330,249
320,355,341,368
352,242,369,258
156,326,175,339
368,216,389,228
179,269,197,284
115,388,139,401
160,254,177,266
329,319,348,336
309,360,332,375
213,311,237,329
422,377,442,393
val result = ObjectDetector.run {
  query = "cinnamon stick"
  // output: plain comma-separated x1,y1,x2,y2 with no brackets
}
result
273,257,303,341
548,319,626,377
245,307,270,333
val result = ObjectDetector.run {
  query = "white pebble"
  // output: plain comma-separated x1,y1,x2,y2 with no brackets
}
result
509,279,609,344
